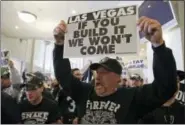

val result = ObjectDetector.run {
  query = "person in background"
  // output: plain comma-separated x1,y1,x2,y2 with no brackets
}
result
19,72,62,124
51,79,61,101
71,68,84,123
123,78,127,86
129,74,143,87
138,81,185,124
73,69,96,123
1,91,21,124
119,78,129,88
50,80,78,124
32,72,52,99
8,60,22,84
18,72,55,103
58,88,77,124
88,70,96,86
53,17,177,123
71,68,83,81
1,67,19,99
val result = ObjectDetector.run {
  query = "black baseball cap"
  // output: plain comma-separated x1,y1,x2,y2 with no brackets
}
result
1,67,10,79
130,74,142,81
90,57,122,75
177,70,185,81
22,72,44,91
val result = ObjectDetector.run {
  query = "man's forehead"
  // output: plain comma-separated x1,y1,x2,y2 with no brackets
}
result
96,66,109,72
97,67,118,75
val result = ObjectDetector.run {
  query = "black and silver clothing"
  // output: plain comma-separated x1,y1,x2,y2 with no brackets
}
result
19,97,61,124
53,43,177,124
138,101,185,124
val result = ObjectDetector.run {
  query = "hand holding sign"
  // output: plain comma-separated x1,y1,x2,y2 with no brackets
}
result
53,20,67,45
137,16,164,46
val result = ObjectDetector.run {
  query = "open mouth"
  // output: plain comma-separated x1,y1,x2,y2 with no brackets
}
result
27,94,33,99
96,82,101,86
95,82,104,90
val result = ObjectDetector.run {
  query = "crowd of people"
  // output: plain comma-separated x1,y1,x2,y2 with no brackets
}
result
1,16,185,124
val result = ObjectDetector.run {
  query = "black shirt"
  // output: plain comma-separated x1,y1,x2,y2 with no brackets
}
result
1,91,21,124
20,97,61,124
139,101,185,124
57,88,77,123
53,43,177,123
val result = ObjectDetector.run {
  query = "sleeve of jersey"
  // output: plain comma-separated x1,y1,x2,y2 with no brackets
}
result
133,43,177,118
53,44,91,103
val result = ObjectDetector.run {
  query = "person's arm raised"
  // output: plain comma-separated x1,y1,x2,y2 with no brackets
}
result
132,17,177,118
53,21,91,103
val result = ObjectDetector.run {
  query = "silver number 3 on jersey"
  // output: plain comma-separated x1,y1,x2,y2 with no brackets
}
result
66,96,76,112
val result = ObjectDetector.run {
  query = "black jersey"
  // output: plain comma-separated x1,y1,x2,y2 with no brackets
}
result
20,97,61,124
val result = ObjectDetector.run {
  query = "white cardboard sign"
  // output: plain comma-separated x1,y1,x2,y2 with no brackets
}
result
64,5,139,58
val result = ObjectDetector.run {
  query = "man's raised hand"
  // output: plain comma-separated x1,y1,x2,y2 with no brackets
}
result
53,20,67,45
137,16,164,46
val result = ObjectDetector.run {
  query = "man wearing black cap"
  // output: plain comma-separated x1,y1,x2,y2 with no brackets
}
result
19,73,62,124
129,74,143,87
53,16,177,123
18,71,55,103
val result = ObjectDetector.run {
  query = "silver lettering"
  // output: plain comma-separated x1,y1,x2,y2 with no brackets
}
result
43,112,49,120
86,100,91,108
104,101,110,109
93,101,99,110
114,104,121,113
26,112,32,119
37,112,42,118
176,91,183,100
99,101,106,109
108,102,116,112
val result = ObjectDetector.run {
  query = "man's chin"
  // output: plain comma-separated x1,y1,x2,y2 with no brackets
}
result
95,88,106,97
